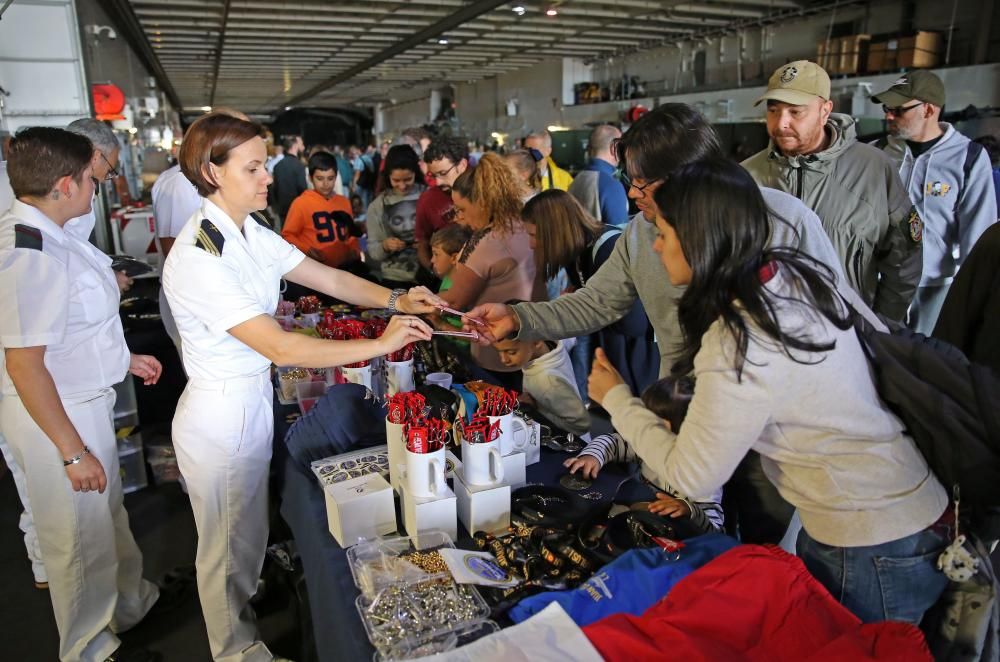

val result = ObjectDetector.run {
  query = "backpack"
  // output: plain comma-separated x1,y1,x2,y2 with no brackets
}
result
849,305,1000,537
356,155,376,190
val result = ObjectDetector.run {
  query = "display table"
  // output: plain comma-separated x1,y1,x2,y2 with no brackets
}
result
272,396,648,662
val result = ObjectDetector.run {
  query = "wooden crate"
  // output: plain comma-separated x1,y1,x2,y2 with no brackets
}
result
899,31,943,69
839,34,871,75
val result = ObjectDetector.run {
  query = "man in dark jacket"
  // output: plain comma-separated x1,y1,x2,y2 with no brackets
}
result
272,134,307,224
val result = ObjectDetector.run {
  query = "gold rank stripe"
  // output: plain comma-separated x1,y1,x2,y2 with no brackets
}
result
195,226,221,256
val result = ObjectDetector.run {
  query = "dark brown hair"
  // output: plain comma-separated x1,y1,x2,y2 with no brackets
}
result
641,375,695,433
430,223,472,255
180,114,266,196
7,127,93,198
522,189,603,281
451,152,523,234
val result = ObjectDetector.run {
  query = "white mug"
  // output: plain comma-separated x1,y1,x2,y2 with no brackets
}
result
461,438,504,486
405,445,447,499
385,359,415,396
385,418,405,491
339,364,372,389
489,413,529,456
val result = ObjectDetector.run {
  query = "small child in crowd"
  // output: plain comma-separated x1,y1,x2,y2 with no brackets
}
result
493,336,591,440
564,375,724,534
429,223,472,293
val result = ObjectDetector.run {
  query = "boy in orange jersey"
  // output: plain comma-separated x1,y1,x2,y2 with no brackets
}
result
282,151,363,270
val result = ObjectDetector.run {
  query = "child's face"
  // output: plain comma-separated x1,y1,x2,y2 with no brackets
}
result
430,245,456,278
494,338,538,369
311,168,337,198
351,197,364,216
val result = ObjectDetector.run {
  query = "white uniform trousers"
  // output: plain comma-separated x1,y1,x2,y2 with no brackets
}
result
172,371,274,662
0,428,47,583
1,388,159,662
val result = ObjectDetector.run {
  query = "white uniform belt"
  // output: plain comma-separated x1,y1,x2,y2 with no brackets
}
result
187,369,270,394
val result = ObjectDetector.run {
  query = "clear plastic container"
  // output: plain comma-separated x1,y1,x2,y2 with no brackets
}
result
373,619,500,661
347,531,456,599
311,445,390,486
296,380,327,415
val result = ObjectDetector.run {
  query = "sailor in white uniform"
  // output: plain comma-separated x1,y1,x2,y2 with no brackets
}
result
162,113,443,661
0,127,162,661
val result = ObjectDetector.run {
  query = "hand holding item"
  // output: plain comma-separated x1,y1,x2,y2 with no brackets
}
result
396,285,447,315
587,348,625,406
380,315,432,355
129,353,162,385
563,454,601,480
66,451,107,494
115,270,134,293
383,237,406,253
648,492,692,518
462,303,518,344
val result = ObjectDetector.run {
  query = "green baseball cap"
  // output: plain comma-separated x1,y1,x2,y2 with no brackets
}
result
755,60,831,106
872,70,945,108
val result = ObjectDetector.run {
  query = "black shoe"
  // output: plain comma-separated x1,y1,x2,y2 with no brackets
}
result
104,644,162,662
147,567,196,618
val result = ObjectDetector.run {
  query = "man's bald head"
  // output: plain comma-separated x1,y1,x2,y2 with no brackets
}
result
589,124,622,165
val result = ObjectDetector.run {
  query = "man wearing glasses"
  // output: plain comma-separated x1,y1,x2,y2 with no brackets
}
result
871,70,997,334
415,136,470,272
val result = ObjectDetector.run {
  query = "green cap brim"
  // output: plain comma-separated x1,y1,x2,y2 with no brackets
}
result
754,89,823,107
870,89,912,107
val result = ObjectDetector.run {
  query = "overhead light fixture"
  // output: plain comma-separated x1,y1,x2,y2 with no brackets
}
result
438,39,448,45
512,5,526,14
545,7,558,16
547,125,570,132
200,105,212,112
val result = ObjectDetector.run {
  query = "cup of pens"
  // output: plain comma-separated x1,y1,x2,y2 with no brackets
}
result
385,343,415,396
481,387,528,456
403,417,449,498
459,416,504,486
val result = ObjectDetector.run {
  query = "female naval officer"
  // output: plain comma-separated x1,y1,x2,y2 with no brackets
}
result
162,113,443,661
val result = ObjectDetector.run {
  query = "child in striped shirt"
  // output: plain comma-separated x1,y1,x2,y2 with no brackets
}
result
564,375,724,534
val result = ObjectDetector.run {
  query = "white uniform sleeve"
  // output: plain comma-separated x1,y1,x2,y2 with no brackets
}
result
0,249,69,347
255,227,307,275
166,251,271,334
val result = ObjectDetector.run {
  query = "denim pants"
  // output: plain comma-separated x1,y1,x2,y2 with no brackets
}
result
797,519,950,624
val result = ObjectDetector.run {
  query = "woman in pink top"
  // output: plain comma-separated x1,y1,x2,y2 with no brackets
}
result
444,153,546,386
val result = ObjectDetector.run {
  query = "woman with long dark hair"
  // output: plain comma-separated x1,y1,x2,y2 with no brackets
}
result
522,189,659,396
587,158,950,625
365,144,427,286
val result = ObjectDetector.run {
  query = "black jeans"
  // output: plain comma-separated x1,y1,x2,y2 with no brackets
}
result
722,451,795,544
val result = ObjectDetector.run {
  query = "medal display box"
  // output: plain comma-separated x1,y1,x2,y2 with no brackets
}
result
310,445,390,486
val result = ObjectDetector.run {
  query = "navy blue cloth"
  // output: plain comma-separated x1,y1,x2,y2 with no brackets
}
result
584,228,660,396
584,158,630,226
508,533,740,626
282,383,387,466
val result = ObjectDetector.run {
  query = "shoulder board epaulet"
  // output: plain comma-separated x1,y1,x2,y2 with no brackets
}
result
194,219,225,256
13,224,43,251
250,212,272,229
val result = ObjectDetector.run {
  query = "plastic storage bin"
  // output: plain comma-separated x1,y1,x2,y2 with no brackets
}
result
295,380,328,415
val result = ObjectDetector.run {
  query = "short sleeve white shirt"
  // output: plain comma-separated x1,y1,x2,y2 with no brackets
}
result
0,201,130,397
163,199,306,381
152,165,201,239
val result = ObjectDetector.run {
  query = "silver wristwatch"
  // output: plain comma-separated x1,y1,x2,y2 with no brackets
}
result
63,446,91,466
387,288,406,312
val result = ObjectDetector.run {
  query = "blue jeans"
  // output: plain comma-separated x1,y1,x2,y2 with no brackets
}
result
569,334,591,401
797,520,950,624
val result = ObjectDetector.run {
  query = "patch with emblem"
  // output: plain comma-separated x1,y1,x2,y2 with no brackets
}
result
892,76,909,86
13,224,43,251
194,218,225,256
779,65,798,84
926,181,951,197
907,209,923,243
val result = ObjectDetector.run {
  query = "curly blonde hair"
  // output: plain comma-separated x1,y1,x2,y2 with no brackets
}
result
451,152,524,235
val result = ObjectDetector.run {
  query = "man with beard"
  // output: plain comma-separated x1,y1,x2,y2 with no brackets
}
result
872,70,998,333
742,61,921,322
416,136,470,271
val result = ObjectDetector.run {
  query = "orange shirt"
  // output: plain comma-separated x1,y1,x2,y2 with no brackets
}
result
281,190,361,267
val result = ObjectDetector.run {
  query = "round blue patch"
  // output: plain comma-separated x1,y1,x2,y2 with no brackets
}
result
464,555,509,582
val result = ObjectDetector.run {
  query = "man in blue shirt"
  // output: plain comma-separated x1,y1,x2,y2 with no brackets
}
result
568,124,629,226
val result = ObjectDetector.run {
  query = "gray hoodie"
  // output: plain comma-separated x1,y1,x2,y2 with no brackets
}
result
742,113,921,321
512,187,875,375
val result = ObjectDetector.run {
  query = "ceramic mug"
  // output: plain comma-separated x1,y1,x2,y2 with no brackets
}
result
461,437,504,486
385,418,405,490
405,445,447,499
489,413,529,456
339,364,372,389
385,359,415,396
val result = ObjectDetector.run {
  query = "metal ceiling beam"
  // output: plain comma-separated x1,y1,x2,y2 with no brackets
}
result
278,0,508,111
97,0,183,111
209,0,233,107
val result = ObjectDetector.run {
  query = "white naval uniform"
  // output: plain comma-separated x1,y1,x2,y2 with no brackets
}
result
152,164,201,350
0,200,158,662
163,199,305,662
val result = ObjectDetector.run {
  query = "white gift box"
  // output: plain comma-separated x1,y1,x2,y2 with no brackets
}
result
454,468,511,536
400,481,458,541
500,451,527,489
517,414,542,466
324,473,396,547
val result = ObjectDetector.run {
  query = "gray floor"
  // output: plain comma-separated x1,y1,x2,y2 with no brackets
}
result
0,449,301,662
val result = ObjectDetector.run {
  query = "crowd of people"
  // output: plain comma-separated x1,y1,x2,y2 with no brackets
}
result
0,59,998,662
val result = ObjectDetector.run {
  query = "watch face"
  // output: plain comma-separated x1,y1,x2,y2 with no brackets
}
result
559,473,592,491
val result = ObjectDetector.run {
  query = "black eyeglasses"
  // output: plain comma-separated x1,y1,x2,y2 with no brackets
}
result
430,162,458,179
99,152,119,181
882,102,924,117
618,170,661,193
